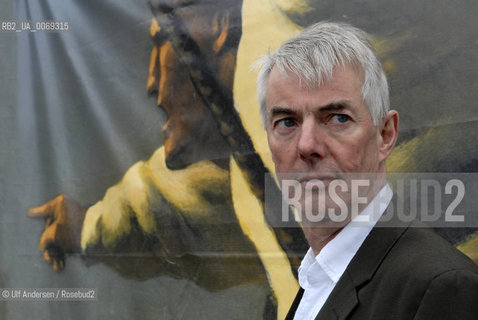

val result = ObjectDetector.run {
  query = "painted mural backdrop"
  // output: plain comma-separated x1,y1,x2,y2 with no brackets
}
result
2,0,477,319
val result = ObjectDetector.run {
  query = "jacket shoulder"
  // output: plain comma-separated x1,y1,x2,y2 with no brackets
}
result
387,223,478,277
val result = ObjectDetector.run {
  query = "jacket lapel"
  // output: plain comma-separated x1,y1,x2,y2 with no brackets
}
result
315,204,411,320
315,271,358,320
285,288,304,320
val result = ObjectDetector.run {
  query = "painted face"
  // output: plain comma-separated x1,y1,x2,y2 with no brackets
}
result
147,7,234,170
265,65,387,224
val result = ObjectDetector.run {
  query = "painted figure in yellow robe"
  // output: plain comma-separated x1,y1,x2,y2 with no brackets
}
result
28,1,309,318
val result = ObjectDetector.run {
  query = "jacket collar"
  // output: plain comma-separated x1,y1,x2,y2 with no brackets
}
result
315,200,411,320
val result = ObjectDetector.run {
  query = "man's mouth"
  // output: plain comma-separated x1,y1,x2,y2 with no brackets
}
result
298,175,337,188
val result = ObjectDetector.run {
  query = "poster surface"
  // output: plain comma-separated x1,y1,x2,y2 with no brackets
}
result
1,0,478,319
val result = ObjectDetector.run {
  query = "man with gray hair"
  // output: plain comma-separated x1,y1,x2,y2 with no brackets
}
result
257,21,478,319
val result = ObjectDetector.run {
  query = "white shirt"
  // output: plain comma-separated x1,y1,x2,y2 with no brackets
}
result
294,184,393,320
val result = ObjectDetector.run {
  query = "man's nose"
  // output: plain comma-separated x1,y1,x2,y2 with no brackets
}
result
297,119,327,162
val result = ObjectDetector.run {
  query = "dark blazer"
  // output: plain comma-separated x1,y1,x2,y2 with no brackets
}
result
286,219,478,320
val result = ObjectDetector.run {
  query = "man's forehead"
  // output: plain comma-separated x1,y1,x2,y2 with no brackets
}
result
266,66,303,94
266,65,367,113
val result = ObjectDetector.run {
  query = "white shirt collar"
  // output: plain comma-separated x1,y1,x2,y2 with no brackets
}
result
299,184,393,288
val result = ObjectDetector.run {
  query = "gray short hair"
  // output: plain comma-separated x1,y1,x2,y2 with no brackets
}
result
256,21,389,127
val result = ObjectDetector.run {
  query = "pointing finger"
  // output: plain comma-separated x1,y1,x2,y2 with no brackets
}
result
43,250,52,264
27,195,64,218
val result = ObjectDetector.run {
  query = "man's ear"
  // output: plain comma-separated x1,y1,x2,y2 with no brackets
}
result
378,110,399,162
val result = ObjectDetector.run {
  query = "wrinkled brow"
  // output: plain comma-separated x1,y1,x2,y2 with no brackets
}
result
270,107,296,118
269,102,349,117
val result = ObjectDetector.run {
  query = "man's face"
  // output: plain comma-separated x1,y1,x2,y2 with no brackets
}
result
265,65,385,223
147,7,233,170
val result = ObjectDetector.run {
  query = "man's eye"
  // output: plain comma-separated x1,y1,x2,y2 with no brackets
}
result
277,118,296,128
331,114,350,124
